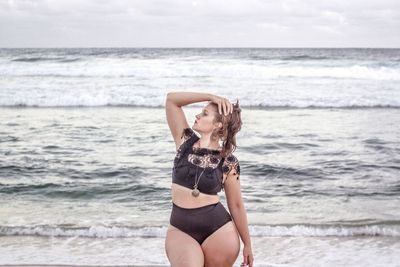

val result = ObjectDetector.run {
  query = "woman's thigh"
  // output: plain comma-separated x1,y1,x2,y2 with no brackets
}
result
201,221,240,267
165,224,205,267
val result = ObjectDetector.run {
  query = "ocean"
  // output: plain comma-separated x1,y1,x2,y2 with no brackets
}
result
0,48,399,267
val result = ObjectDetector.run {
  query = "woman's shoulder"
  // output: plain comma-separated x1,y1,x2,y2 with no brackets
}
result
175,127,197,154
181,127,195,139
180,127,199,144
222,151,240,175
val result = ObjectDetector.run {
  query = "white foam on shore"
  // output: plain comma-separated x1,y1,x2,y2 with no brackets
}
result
1,223,400,238
0,235,399,267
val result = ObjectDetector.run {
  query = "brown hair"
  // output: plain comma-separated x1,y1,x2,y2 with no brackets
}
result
209,99,242,158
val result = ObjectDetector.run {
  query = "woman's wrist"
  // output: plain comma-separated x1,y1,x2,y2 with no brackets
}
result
243,241,252,247
167,92,213,106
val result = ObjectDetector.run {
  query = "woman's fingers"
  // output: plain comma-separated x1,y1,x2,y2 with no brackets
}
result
241,255,248,266
213,96,232,116
226,100,233,115
223,99,230,116
218,99,227,115
223,101,228,115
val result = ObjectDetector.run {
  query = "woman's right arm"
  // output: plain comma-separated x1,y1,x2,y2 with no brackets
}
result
165,92,212,151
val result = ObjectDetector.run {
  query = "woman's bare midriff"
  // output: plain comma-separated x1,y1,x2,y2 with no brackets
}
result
171,182,220,208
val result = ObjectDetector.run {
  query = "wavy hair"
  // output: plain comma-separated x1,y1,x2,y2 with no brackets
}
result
209,99,242,158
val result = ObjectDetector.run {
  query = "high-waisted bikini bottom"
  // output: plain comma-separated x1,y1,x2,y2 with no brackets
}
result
169,201,233,245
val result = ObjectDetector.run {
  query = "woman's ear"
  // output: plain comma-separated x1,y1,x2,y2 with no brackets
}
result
213,121,222,129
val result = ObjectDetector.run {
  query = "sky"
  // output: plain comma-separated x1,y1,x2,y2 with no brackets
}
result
0,0,399,48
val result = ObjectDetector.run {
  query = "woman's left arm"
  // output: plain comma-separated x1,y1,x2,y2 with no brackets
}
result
224,162,254,267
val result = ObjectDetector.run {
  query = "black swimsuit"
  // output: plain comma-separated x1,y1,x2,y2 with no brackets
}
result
169,127,240,245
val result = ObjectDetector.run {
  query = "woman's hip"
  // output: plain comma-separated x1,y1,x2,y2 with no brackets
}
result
169,201,232,229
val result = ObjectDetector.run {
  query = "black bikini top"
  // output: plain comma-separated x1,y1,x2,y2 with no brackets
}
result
172,127,240,195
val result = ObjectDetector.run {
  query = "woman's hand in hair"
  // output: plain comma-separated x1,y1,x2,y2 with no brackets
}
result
209,95,233,116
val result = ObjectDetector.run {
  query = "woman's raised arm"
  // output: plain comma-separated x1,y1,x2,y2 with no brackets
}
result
165,91,212,150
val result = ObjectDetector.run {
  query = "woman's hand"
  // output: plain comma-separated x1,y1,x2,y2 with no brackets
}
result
209,95,233,116
240,244,254,267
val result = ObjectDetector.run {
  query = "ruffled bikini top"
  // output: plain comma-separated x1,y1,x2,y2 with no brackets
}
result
172,127,240,195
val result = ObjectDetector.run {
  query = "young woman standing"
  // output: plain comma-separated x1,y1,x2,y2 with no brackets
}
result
164,92,254,267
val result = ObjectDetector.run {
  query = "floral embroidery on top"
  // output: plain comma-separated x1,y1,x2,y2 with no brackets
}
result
188,153,222,169
173,127,241,183
222,154,240,180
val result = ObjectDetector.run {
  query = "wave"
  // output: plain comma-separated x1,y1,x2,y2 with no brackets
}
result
249,55,330,61
251,222,400,237
0,181,160,198
1,103,399,109
5,64,400,80
1,222,399,238
11,57,81,63
281,55,330,60
246,104,400,109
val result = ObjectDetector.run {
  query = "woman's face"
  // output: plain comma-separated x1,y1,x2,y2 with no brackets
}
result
193,104,217,134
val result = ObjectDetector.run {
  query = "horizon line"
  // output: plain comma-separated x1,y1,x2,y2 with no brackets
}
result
1,46,400,49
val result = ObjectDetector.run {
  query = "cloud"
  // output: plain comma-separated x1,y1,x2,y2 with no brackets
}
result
0,0,399,47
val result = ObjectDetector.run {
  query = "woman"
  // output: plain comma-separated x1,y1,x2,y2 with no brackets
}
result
164,91,254,267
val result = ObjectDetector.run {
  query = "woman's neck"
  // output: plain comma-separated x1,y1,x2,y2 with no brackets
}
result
195,139,221,151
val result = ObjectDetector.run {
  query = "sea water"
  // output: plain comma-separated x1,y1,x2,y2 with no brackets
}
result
0,48,399,267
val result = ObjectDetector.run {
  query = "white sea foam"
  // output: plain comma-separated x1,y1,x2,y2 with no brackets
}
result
0,235,399,267
0,48,399,107
1,223,400,238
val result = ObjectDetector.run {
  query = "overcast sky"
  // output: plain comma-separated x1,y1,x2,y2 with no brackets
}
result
0,0,399,48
